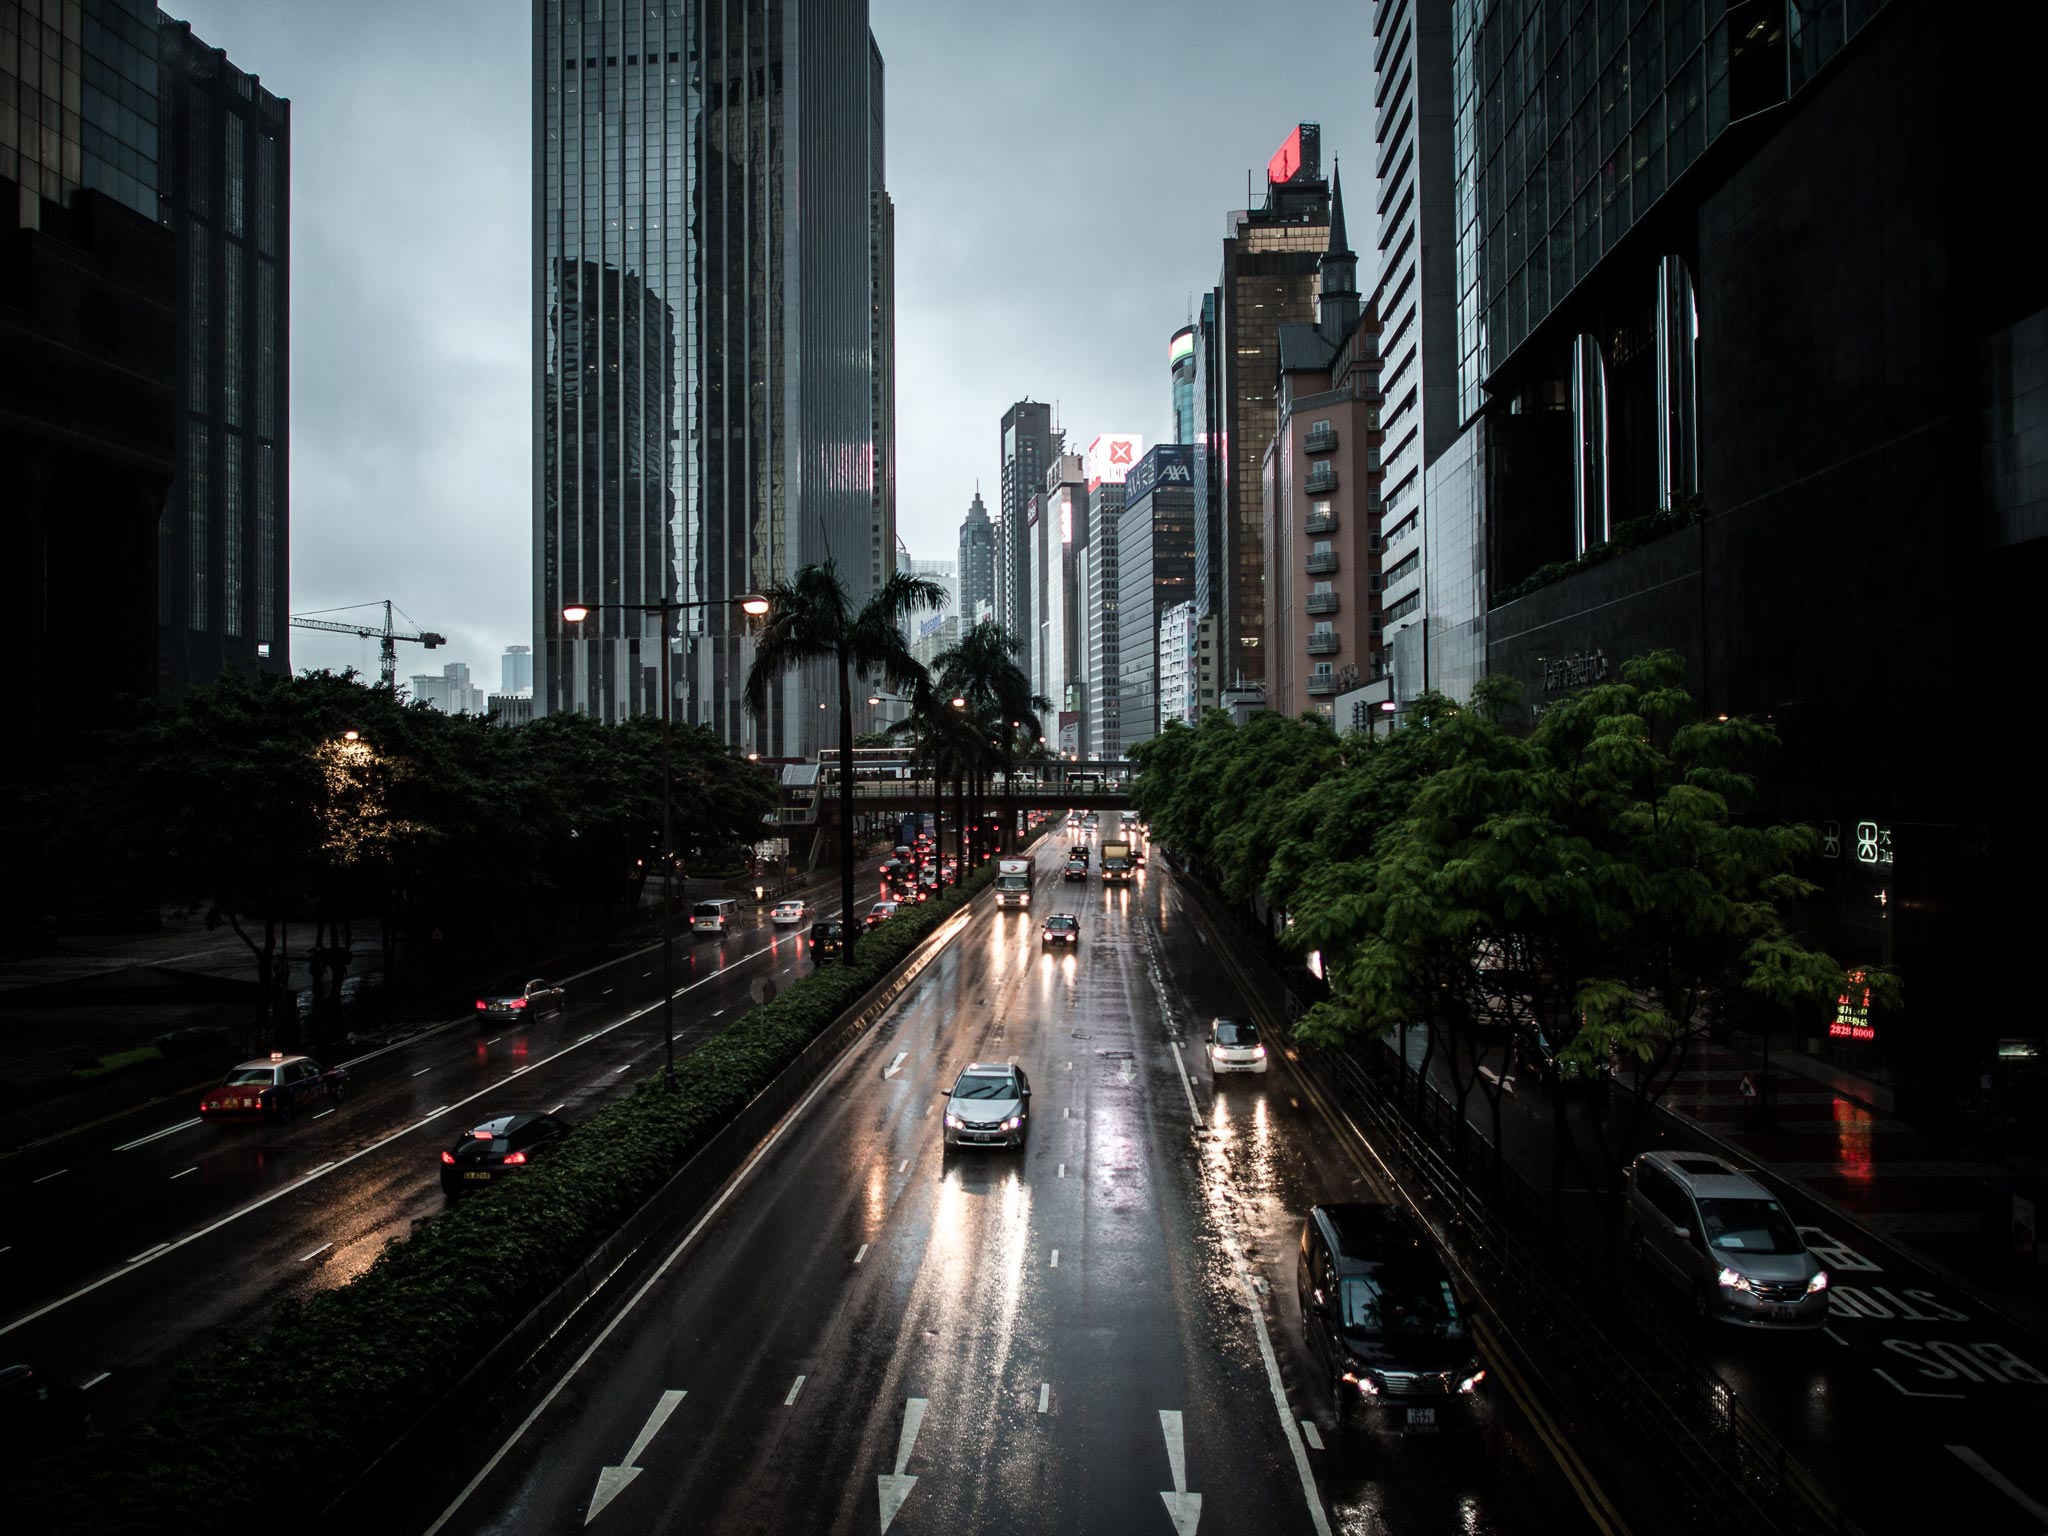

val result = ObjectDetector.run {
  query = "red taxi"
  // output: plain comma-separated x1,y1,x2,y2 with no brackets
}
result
199,1052,350,1125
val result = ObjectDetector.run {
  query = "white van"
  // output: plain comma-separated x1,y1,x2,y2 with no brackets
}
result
691,898,738,936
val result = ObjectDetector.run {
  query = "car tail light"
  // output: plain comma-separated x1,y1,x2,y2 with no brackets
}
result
441,1150,456,1164
509,996,527,1010
502,1151,527,1165
476,999,488,1010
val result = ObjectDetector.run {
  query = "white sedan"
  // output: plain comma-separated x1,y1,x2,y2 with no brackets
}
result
770,899,807,926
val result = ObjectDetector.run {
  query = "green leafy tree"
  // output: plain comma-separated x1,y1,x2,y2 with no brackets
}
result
746,561,945,929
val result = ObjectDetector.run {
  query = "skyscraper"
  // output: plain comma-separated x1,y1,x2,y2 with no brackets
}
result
1117,444,1196,751
1369,0,1459,699
533,1,886,757
957,490,994,628
4,0,178,767
868,38,895,603
996,399,1054,674
1205,126,1330,690
1082,433,1140,755
156,17,291,693
1169,325,1195,446
501,645,534,694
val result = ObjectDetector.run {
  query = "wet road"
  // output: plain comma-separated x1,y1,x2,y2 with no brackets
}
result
0,874,866,1423
1400,1035,2048,1535
428,845,1590,1536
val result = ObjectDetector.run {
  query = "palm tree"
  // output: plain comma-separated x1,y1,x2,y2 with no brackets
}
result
745,561,946,934
932,624,1047,860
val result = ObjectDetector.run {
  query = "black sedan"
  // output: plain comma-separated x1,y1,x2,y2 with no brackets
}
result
476,978,567,1021
1063,859,1089,882
440,1112,572,1196
808,920,846,961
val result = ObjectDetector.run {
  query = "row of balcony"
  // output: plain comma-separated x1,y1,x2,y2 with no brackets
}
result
1306,676,1342,696
1306,632,1341,655
1304,512,1338,536
1306,550,1339,574
1305,591,1339,615
1304,424,1338,455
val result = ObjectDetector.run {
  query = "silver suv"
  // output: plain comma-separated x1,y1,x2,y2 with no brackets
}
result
941,1062,1032,1149
1624,1151,1829,1328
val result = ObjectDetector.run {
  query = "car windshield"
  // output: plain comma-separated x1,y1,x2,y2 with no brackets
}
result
953,1074,1016,1100
1341,1272,1466,1342
1213,1022,1258,1046
1048,917,1076,930
1697,1197,1805,1255
224,1068,275,1086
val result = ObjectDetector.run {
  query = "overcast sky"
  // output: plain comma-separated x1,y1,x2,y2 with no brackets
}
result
167,0,1371,689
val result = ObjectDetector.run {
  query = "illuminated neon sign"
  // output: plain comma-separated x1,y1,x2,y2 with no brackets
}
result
1267,126,1304,184
1830,970,1876,1043
1169,328,1195,366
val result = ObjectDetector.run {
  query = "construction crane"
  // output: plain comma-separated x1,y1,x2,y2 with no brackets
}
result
289,600,447,690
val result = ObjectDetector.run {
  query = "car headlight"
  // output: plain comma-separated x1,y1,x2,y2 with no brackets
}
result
1458,1369,1486,1394
1717,1266,1753,1293
1807,1271,1829,1294
1341,1370,1379,1397
944,1113,962,1129
1001,1116,1022,1130
1252,1044,1267,1058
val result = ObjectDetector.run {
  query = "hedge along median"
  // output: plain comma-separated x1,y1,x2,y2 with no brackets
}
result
10,833,1042,1536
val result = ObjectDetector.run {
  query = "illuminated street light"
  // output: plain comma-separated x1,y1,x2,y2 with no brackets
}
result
342,730,360,742
741,594,771,617
562,604,590,624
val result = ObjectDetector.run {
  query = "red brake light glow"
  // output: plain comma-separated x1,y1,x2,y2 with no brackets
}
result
441,1150,455,1164
509,996,527,1009
475,999,488,1009
502,1151,527,1165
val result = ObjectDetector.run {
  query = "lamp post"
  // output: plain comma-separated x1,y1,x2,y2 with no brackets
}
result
562,591,769,1088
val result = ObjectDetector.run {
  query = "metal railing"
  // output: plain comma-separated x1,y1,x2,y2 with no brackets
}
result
1304,513,1338,535
1304,463,1338,493
1304,426,1339,455
1305,592,1339,615
1305,676,1341,695
1305,632,1341,655
1305,550,1339,574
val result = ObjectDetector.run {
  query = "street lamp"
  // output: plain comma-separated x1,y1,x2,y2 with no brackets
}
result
561,590,769,1088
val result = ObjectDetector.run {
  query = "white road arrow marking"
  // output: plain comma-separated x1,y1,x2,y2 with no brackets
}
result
877,1397,927,1534
1158,1409,1202,1536
884,1052,907,1079
585,1388,685,1525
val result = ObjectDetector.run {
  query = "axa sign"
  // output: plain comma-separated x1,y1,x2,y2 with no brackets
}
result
1124,444,1194,498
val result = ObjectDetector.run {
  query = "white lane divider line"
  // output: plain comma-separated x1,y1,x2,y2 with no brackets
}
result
883,1051,908,1079
412,1068,432,1077
614,1064,632,1074
81,1372,110,1390
602,988,614,996
171,1167,197,1180
642,971,652,978
115,1117,201,1152
550,1104,566,1115
1948,1445,2048,1523
585,1388,686,1526
898,1159,909,1174
486,1036,502,1045
31,1169,67,1184
299,1242,332,1263
785,1374,807,1405
1049,1249,1060,1268
1058,1163,1067,1178
1158,1410,1201,1536
877,1397,928,1535
1822,1326,1848,1347
854,1244,869,1265
304,1161,337,1177
1063,1107,1071,1119
1301,1419,1324,1451
711,1008,725,1017
1038,1382,1050,1414
127,1243,169,1264
313,1108,335,1119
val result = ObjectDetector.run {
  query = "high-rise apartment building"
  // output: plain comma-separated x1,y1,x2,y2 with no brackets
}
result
5,0,178,767
156,17,290,694
1081,433,1140,757
1030,451,1085,732
996,399,1055,674
957,490,994,628
1157,601,1218,729
1189,289,1224,620
1205,125,1330,690
1264,175,1386,720
900,556,957,646
533,0,886,758
1370,0,1459,699
1117,444,1196,751
1169,324,1195,445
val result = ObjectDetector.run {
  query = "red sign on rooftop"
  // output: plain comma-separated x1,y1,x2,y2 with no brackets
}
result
1267,126,1304,186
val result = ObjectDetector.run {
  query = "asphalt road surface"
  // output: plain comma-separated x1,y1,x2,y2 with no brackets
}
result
0,874,865,1426
424,843,1591,1536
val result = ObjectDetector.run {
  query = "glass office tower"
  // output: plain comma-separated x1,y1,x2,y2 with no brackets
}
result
533,0,884,755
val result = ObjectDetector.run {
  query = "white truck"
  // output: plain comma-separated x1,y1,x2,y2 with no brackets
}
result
1100,841,1135,883
995,857,1033,909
